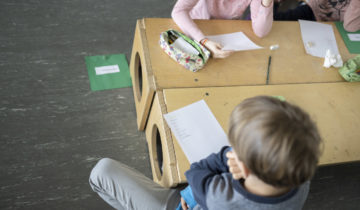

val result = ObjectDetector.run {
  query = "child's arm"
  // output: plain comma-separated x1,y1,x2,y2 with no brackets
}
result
171,0,205,42
185,146,231,208
343,0,360,32
250,0,274,37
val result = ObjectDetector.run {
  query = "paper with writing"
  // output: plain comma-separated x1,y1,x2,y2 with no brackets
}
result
95,65,120,75
348,34,360,42
299,20,339,57
164,100,229,163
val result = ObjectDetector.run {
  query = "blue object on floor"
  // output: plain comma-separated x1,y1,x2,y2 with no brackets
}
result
176,186,197,210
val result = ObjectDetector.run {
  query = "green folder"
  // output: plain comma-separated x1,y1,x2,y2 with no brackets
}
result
85,54,132,91
335,22,360,54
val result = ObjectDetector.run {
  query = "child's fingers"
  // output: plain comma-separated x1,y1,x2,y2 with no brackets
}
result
227,159,238,168
212,49,227,58
227,151,242,166
181,197,188,210
216,50,233,58
205,40,234,59
223,50,234,56
232,173,242,180
227,158,236,165
229,166,241,174
226,151,236,158
214,42,223,49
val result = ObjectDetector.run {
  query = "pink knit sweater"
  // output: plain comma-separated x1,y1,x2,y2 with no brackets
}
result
307,0,360,32
171,0,273,42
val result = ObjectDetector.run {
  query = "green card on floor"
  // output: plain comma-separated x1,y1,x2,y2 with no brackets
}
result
335,22,360,54
85,54,132,91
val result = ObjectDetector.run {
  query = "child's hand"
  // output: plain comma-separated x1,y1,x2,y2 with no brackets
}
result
261,0,273,7
203,40,234,59
181,197,189,210
226,151,243,180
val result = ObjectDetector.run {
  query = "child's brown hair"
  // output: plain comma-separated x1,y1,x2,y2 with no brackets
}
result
228,96,322,187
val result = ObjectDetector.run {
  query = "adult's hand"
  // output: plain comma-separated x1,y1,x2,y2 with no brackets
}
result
203,40,233,59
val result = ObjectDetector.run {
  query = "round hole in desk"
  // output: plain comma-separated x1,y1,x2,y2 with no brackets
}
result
151,124,164,180
134,52,143,102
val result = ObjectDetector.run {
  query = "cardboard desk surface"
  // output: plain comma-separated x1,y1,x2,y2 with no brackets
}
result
144,18,355,89
131,18,356,130
162,83,360,181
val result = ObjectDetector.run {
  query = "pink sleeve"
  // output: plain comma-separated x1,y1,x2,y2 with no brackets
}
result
343,0,360,32
250,0,273,38
171,0,206,42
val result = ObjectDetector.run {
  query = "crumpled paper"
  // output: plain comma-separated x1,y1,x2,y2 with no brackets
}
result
338,55,360,82
323,49,343,68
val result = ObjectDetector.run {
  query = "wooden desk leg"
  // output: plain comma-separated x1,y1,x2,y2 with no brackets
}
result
130,19,155,131
145,92,179,187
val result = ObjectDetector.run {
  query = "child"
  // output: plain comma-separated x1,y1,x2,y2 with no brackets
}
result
171,0,274,58
89,96,322,209
274,0,360,32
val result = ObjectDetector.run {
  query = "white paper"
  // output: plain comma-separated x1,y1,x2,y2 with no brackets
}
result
95,65,120,75
323,49,343,68
206,32,262,51
171,37,199,55
299,20,339,58
164,100,230,163
348,34,360,41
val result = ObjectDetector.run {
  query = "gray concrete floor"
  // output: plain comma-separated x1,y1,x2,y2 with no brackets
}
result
0,0,174,209
0,0,359,209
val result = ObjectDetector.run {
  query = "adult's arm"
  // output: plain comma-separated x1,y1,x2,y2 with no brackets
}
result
343,0,360,32
171,0,206,42
250,0,274,37
185,146,231,209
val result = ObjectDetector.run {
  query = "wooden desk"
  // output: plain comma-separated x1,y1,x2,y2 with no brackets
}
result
146,83,360,187
130,18,355,130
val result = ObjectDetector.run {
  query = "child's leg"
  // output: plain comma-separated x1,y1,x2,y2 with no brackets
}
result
274,3,316,21
89,158,181,210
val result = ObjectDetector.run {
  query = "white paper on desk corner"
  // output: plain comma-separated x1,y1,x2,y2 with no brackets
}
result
206,32,263,51
164,100,230,163
299,20,339,58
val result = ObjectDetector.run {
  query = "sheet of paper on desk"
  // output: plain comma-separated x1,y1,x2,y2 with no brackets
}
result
299,20,339,58
164,100,230,163
206,32,262,51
